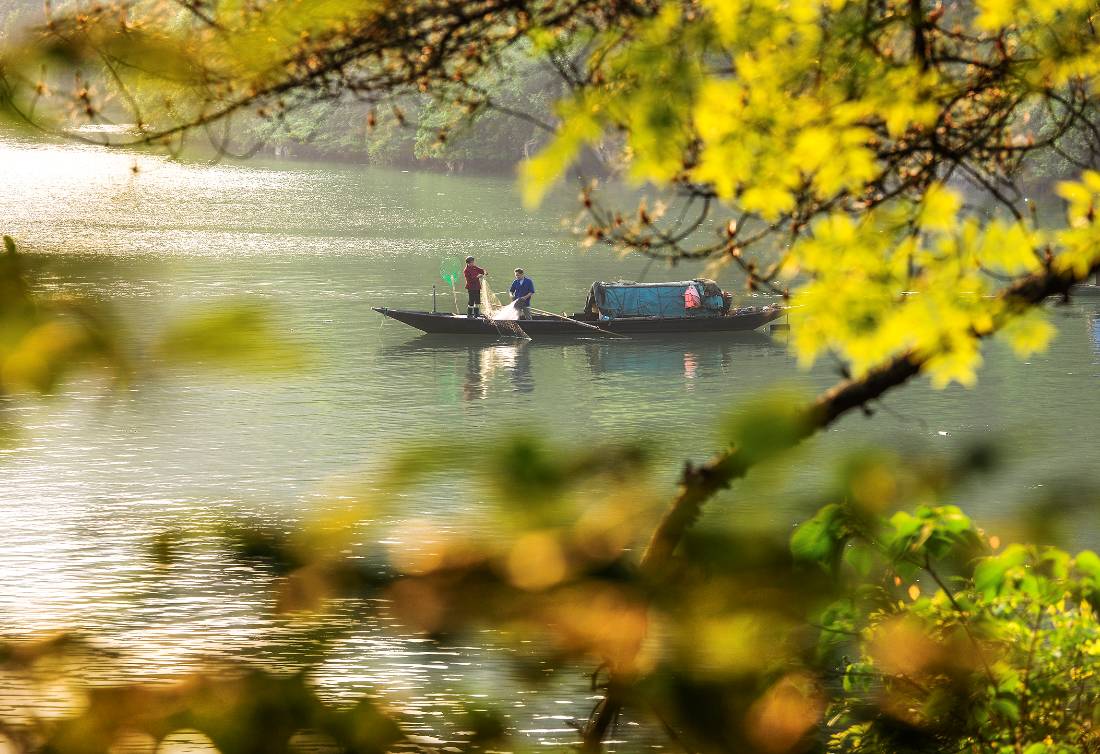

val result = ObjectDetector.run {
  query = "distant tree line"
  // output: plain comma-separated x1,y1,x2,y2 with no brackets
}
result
235,49,563,173
0,0,564,173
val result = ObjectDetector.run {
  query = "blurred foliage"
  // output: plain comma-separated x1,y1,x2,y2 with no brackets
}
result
796,502,1100,754
0,647,406,754
0,234,303,439
155,299,305,372
0,234,125,400
2,428,1095,753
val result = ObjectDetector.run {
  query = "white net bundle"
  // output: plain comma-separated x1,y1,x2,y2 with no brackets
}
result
479,278,528,338
491,301,520,321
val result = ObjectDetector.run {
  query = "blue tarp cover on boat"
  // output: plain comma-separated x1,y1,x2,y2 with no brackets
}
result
585,280,726,318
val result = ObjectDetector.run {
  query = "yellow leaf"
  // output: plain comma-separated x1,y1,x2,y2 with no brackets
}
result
974,0,1019,30
741,184,796,220
919,184,961,232
519,99,603,207
998,309,1055,357
923,335,981,389
1056,180,1091,206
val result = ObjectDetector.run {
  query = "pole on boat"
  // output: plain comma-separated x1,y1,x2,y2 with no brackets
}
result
528,307,630,339
770,304,791,333
432,285,437,313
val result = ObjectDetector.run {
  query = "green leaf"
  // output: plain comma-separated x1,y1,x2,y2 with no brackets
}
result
722,392,812,467
843,543,875,577
155,300,305,372
1075,550,1100,577
791,504,844,564
974,544,1030,598
991,697,1020,722
842,662,876,693
996,666,1022,694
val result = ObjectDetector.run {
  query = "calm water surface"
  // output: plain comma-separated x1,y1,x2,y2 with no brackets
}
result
1,136,1098,746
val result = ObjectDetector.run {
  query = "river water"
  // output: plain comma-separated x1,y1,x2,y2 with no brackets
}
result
1,136,1098,747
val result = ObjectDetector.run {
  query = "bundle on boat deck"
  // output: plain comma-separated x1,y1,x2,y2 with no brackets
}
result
583,280,731,319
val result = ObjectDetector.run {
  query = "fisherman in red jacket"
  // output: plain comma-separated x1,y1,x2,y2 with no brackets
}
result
463,255,487,318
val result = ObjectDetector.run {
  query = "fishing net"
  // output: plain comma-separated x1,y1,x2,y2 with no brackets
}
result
439,258,462,286
439,258,462,313
491,301,520,321
480,280,528,339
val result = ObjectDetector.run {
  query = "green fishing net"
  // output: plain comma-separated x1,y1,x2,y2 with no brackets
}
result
439,258,462,286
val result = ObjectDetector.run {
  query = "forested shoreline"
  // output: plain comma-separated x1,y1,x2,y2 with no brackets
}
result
0,0,563,174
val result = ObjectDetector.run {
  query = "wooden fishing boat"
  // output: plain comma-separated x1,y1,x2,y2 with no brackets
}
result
372,305,784,336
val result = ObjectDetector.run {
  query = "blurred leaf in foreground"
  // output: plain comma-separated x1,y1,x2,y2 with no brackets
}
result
0,235,127,399
41,668,403,754
155,300,305,372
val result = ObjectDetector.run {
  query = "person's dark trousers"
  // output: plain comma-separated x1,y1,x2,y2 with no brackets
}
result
467,289,480,318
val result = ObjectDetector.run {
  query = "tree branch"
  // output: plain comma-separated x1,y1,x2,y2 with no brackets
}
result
582,255,1100,751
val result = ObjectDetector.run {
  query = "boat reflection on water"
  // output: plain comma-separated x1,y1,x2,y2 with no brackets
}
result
379,337,537,401
379,331,783,401
581,331,777,381
462,341,534,400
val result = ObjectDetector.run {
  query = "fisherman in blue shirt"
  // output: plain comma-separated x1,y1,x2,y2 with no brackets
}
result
510,268,535,320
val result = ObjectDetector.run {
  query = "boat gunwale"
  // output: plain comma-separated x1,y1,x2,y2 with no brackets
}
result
372,305,785,336
371,306,782,322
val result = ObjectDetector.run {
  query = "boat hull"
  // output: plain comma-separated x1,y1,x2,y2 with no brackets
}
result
372,306,784,336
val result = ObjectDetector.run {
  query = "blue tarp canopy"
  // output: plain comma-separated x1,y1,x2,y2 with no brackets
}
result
584,280,726,318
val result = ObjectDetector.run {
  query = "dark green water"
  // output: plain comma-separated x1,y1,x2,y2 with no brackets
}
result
1,136,1098,746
